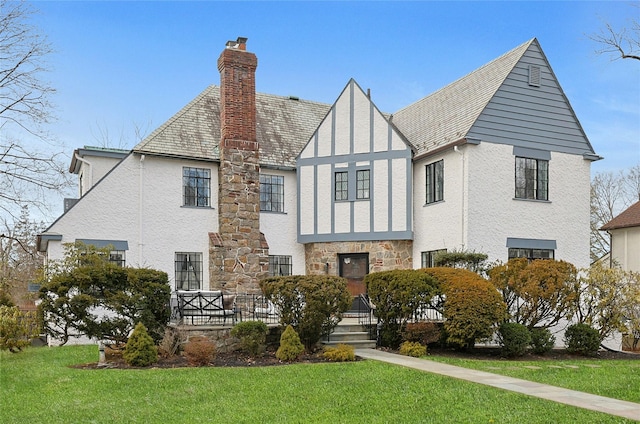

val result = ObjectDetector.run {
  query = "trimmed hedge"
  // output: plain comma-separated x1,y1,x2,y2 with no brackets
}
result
422,268,507,349
365,269,439,348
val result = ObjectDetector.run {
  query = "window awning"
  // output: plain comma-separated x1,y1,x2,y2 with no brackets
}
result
506,238,556,250
76,239,129,251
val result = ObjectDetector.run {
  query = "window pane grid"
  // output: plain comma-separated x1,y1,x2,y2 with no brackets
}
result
426,160,444,204
508,248,554,260
335,172,348,201
515,157,548,200
175,252,202,290
260,174,284,212
268,255,292,276
183,167,210,207
356,170,370,199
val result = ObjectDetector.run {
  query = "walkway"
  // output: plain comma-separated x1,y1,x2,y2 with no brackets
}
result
355,348,640,421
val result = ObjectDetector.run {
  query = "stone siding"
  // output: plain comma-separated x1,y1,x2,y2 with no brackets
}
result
305,240,413,275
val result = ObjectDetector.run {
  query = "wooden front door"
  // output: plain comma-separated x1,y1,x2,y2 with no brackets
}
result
339,253,369,296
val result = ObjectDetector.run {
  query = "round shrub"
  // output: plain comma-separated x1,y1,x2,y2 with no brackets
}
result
183,336,216,366
498,322,531,357
230,320,268,357
123,322,158,367
399,341,427,357
423,268,506,349
564,323,600,356
322,344,356,362
530,327,555,355
402,321,442,346
276,325,304,362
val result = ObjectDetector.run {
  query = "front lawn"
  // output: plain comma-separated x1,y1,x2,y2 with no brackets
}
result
0,345,636,423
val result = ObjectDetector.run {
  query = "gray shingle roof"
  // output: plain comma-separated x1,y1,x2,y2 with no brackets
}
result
391,39,535,156
133,86,331,168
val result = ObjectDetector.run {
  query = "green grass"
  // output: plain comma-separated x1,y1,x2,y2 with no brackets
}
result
0,345,636,423
426,354,640,403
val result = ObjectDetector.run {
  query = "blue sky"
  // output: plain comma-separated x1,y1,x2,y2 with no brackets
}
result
20,1,640,217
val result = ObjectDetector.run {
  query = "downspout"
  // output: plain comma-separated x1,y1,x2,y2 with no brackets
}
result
74,153,93,196
454,146,465,248
139,154,145,265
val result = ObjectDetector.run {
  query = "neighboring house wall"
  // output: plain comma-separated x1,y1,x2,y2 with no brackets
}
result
609,227,640,272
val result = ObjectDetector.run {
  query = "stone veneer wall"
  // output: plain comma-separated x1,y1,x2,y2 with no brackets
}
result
304,240,413,276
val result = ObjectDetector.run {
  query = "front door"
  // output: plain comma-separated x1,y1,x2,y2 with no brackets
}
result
339,253,369,296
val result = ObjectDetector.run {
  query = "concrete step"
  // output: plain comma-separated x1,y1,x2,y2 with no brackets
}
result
322,339,377,349
326,331,371,342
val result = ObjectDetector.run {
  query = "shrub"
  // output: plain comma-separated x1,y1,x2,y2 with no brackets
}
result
39,242,171,346
564,323,600,356
423,268,506,349
0,306,38,352
530,327,555,355
231,320,268,357
260,275,351,350
123,322,158,367
365,269,440,348
490,259,578,330
402,322,441,345
322,344,356,362
276,325,304,362
183,336,216,366
399,341,427,357
498,322,531,357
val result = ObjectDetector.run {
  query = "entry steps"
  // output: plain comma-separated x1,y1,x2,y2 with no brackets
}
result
322,322,376,349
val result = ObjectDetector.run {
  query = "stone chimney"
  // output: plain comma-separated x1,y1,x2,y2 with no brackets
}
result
210,37,269,293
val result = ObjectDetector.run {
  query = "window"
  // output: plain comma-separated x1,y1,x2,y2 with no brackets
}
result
268,255,292,277
356,170,370,199
260,174,284,212
426,160,444,204
421,249,447,268
183,167,210,207
335,171,348,201
515,157,548,200
508,248,554,260
109,251,126,267
175,252,202,290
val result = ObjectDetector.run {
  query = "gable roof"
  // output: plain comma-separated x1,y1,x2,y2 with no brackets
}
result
134,85,331,168
391,39,533,156
601,201,640,231
391,38,597,159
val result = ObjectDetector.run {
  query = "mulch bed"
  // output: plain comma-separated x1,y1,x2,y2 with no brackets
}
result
71,345,639,370
72,347,335,370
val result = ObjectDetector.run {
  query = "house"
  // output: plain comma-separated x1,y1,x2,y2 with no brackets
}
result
37,37,599,297
601,201,640,272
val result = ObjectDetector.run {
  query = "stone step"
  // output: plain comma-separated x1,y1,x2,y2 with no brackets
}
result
322,339,377,349
326,331,371,342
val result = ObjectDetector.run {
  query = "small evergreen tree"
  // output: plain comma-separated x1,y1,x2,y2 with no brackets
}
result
276,325,304,361
123,322,158,367
0,305,37,352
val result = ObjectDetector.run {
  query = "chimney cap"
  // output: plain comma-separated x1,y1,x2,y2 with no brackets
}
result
226,37,248,50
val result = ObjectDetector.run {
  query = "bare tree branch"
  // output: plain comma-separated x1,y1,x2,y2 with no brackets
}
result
589,7,640,62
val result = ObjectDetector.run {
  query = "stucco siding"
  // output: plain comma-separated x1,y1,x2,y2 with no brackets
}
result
47,154,219,289
260,169,306,275
298,165,314,235
465,143,590,267
412,149,464,262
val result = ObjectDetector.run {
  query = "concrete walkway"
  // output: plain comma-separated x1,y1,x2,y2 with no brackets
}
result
355,348,640,421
